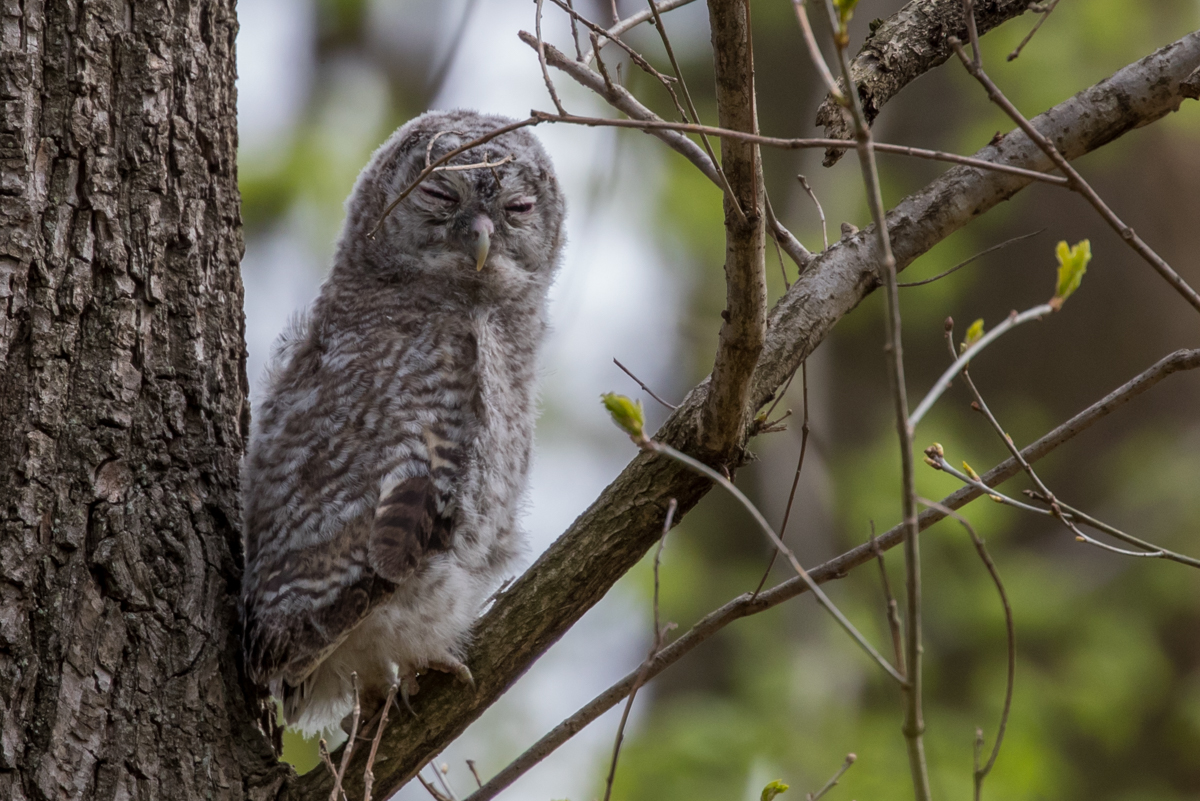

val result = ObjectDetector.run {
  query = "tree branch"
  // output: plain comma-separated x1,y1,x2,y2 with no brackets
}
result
700,0,768,456
815,0,1033,164
291,33,1200,801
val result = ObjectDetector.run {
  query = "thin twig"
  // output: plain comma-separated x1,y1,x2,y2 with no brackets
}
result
536,0,567,114
1025,494,1200,570
466,761,483,789
330,674,361,801
1007,0,1061,61
432,763,459,801
362,685,398,801
645,0,745,224
602,500,677,801
962,0,982,67
796,175,828,250
870,521,905,674
897,229,1044,287
417,773,451,801
915,498,1013,801
949,37,1200,314
909,304,1055,428
563,0,584,61
370,118,541,237
643,439,905,684
792,0,843,101
822,0,929,795
614,358,677,410
752,362,809,597
582,0,699,64
319,739,346,801
549,0,687,112
925,451,1171,559
529,110,1069,185
425,0,480,98
807,753,857,801
460,350,1200,801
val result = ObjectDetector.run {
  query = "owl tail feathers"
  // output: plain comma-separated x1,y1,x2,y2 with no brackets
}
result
278,670,357,738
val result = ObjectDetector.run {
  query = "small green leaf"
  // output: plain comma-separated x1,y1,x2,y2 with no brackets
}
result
601,393,645,441
761,779,790,801
1051,239,1091,309
833,0,860,22
961,318,985,353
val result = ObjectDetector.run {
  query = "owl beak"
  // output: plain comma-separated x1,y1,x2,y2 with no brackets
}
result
472,214,493,272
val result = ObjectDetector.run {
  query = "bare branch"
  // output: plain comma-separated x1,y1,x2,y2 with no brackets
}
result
601,500,677,801
614,358,678,410
914,499,1013,801
808,753,857,801
910,304,1055,428
535,0,567,115
796,175,828,250
897,229,1043,287
1007,0,1062,62
822,0,928,793
696,0,767,457
582,0,701,64
815,0,1033,165
530,110,1071,185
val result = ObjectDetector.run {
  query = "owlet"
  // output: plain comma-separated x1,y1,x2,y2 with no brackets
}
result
241,110,565,734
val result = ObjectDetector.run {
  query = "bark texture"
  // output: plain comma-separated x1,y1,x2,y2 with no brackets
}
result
815,0,1031,164
0,2,286,799
699,0,767,456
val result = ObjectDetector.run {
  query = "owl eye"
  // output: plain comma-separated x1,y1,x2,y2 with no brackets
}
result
420,184,459,204
505,198,535,214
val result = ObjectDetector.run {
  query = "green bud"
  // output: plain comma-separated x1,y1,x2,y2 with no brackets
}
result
601,393,645,441
1051,239,1090,310
961,318,985,353
761,780,790,801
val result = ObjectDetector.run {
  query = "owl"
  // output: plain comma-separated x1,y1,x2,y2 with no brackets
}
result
241,110,565,734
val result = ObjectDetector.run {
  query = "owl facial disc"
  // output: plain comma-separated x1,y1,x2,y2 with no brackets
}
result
472,214,493,271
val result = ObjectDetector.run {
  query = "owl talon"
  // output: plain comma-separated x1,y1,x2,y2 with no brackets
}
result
454,664,475,691
396,673,420,718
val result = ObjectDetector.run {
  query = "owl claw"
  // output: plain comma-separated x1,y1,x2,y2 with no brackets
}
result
455,664,476,691
396,672,420,718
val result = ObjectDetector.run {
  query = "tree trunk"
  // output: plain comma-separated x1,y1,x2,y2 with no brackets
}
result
0,2,285,798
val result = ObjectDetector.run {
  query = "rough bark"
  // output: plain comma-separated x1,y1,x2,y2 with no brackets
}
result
815,0,1032,164
0,2,287,799
295,30,1200,801
699,0,767,456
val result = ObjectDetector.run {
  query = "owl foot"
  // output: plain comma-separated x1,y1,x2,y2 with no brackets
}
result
395,671,420,718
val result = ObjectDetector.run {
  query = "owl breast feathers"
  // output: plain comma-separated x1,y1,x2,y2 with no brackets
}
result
241,110,565,734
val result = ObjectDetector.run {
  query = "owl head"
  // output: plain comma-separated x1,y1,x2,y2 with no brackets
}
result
334,110,566,302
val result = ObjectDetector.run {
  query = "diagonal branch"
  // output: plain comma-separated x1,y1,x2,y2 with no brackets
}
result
292,33,1200,801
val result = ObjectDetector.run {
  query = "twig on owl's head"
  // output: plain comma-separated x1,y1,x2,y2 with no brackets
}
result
433,154,514,173
369,118,541,240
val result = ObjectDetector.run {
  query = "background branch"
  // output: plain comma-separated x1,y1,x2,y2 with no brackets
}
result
816,0,1034,164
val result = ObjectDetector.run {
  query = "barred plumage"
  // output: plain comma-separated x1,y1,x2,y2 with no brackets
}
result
241,110,565,733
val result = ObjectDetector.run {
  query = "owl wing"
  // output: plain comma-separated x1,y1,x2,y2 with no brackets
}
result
368,427,460,582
